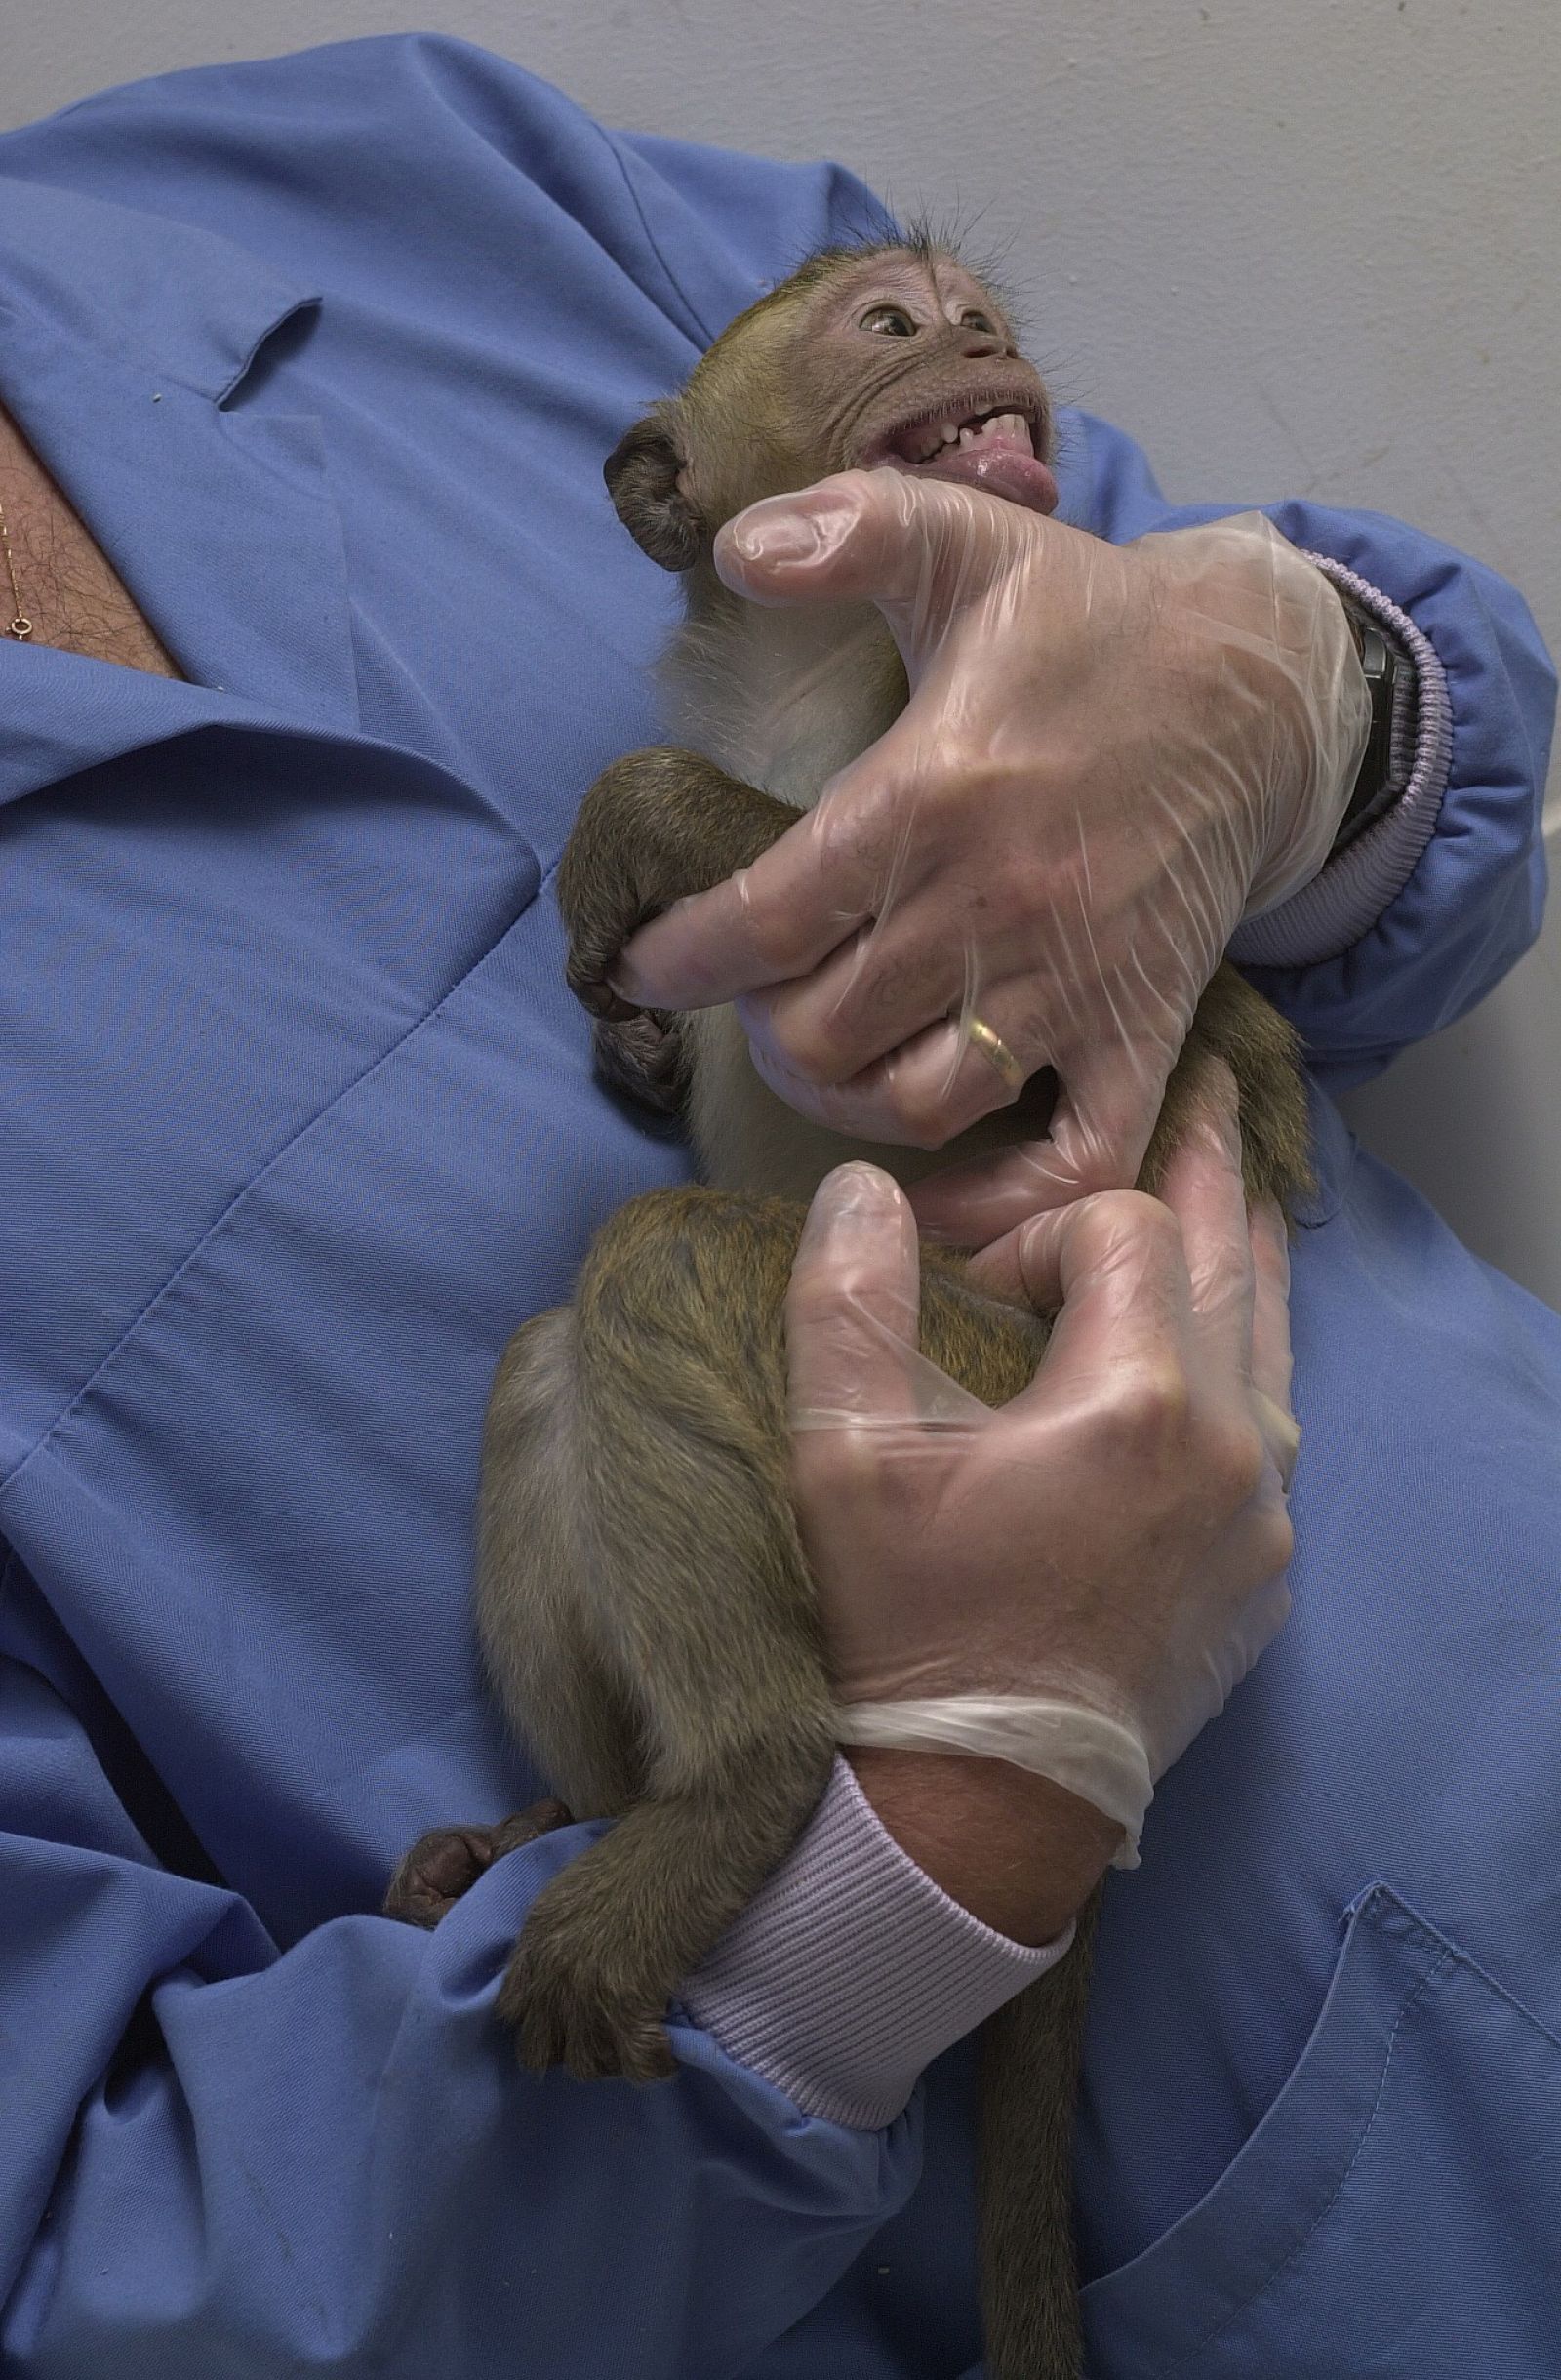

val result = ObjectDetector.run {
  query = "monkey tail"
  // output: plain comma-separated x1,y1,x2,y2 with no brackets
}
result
978,1888,1101,2380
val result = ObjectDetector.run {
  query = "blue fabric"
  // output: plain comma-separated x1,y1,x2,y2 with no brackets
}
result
0,33,1556,2377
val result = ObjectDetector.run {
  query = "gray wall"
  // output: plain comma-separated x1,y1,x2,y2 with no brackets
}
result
7,1,1559,1306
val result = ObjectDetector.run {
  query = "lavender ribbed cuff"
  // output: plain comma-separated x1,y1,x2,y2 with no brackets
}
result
1228,556,1454,969
678,1754,1070,2131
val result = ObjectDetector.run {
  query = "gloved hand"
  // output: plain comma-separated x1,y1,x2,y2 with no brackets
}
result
783,1068,1299,1866
615,471,1368,1222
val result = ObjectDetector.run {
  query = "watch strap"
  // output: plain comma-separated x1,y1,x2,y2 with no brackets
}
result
1332,595,1406,854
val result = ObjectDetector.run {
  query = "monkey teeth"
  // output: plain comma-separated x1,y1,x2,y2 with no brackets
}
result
869,401,1060,518
895,410,1034,464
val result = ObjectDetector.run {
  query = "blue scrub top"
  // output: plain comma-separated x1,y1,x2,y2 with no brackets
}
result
0,34,1557,2379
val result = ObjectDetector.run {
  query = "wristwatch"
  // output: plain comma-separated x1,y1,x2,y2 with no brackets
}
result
1332,594,1404,854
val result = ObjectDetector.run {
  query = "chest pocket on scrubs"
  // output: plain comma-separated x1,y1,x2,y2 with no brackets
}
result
1080,1884,1561,2379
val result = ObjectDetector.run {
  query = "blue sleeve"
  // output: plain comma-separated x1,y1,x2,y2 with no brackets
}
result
0,1608,914,2377
1052,410,1557,1087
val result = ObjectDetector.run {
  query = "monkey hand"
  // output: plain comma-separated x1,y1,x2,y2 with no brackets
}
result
615,473,1367,1222
784,1073,1298,1865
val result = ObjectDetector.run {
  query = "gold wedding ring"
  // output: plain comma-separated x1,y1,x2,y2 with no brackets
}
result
963,1013,1027,1094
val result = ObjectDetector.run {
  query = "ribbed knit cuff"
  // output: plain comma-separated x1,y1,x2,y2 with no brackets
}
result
677,1755,1070,2131
1229,556,1454,969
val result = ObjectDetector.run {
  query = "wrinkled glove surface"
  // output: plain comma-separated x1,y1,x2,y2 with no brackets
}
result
618,475,1369,1229
783,1077,1300,1861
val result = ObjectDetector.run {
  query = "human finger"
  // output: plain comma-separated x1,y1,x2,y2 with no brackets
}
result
908,1046,1165,1244
784,1163,924,1431
742,1025,957,1148
1147,1064,1257,1387
1249,1200,1301,1489
611,826,873,1012
962,1206,1054,1303
745,985,1041,1151
734,901,969,1090
812,991,1043,1148
1031,1054,1167,1207
613,741,938,1014
992,1189,1197,1420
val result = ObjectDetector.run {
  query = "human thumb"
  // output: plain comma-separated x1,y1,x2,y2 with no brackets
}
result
713,467,1008,648
785,1162,922,1430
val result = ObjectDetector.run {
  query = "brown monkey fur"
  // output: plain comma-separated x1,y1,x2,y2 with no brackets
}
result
395,238,1313,2380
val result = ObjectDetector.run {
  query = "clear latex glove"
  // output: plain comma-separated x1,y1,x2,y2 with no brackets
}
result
784,1069,1299,1863
616,473,1369,1221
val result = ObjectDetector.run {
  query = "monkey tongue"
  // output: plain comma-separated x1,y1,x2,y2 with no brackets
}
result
906,442,1061,516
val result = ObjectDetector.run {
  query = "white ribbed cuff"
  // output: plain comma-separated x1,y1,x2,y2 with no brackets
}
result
678,1755,1070,2130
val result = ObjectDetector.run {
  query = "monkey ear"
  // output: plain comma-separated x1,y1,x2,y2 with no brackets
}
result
605,411,702,572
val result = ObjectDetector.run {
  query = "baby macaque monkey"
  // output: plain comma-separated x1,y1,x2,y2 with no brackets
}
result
389,237,1312,2379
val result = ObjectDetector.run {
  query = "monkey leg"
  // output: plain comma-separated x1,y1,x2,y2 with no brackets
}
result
498,1746,839,2081
1149,960,1314,1216
478,1305,651,1824
557,747,800,1115
476,1187,1095,2354
482,1190,840,2083
382,1802,575,1930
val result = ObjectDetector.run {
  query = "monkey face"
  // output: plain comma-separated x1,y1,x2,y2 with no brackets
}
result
605,243,1057,572
785,251,1057,517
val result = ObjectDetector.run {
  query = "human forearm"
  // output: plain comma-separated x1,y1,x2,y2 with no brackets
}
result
678,1755,1075,2130
843,1747,1120,1947
1065,402,1556,1065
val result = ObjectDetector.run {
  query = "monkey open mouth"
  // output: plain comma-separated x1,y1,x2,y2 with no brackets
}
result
860,404,1060,517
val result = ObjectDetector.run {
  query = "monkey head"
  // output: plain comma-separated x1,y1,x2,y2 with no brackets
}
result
605,240,1058,573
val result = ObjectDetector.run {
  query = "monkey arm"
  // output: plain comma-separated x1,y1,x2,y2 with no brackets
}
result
557,746,799,1115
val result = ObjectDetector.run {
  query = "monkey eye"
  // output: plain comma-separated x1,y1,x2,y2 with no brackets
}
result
859,303,918,337
959,308,998,334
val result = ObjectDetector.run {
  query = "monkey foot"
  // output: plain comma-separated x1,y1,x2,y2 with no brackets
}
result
592,1009,689,1119
382,1800,575,1930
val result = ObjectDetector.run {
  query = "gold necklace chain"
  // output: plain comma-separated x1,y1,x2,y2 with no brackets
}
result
0,492,34,640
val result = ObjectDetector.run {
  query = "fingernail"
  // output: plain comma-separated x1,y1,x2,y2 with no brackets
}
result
798,1161,902,1255
727,509,826,565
